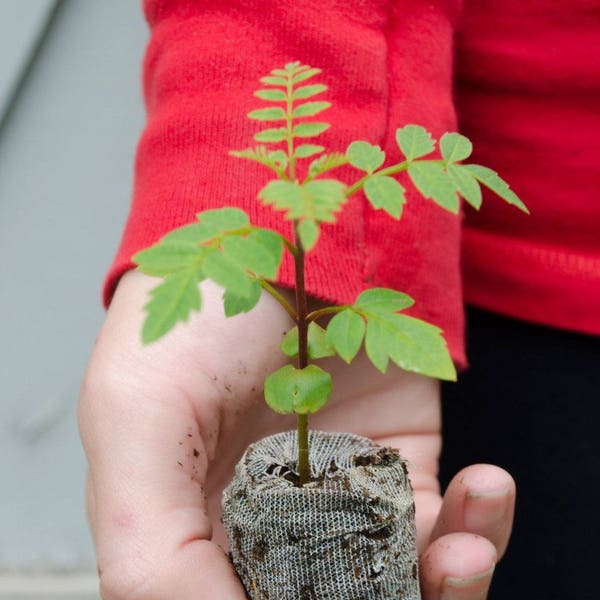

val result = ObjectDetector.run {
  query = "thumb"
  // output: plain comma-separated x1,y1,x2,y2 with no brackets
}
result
79,275,249,600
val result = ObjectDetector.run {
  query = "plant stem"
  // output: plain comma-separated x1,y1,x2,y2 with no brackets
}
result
297,413,310,485
294,223,311,485
285,69,311,485
257,279,298,320
344,160,411,197
306,304,349,323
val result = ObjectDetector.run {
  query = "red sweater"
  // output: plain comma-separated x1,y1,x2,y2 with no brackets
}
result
105,0,600,368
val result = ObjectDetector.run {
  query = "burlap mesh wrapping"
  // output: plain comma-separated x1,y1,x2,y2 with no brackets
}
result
222,430,421,599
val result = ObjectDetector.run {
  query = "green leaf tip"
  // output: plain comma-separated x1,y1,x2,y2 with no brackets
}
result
223,282,262,318
464,164,529,214
264,364,332,415
141,268,202,345
297,218,320,251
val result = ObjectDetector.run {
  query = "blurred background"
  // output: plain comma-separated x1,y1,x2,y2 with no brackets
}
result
0,1,147,596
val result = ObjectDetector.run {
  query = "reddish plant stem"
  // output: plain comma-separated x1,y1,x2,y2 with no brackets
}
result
294,225,311,485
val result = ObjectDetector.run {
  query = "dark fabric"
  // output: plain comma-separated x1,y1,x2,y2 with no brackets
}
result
440,307,600,600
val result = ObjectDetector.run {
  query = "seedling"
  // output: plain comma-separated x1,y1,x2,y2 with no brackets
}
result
134,62,527,486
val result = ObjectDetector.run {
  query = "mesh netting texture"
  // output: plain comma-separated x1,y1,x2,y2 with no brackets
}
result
222,430,421,599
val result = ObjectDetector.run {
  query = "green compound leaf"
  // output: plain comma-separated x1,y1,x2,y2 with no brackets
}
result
464,164,530,213
326,309,366,363
407,161,459,214
141,268,202,344
354,288,415,313
295,144,325,158
446,163,482,210
264,364,332,415
396,125,436,161
254,127,288,143
293,122,330,138
281,322,336,359
223,280,262,317
254,88,287,101
297,218,320,250
293,84,328,100
346,141,385,174
440,132,473,163
292,67,322,84
293,101,331,118
363,311,456,380
248,107,286,121
308,152,349,178
352,288,455,379
134,208,251,278
364,175,406,219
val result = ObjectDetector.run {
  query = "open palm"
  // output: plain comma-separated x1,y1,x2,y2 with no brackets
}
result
80,272,514,599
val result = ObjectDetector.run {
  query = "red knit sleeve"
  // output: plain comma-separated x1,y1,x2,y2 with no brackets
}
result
105,0,466,367
455,0,600,338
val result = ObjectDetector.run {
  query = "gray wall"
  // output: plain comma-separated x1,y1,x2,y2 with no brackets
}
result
0,0,147,570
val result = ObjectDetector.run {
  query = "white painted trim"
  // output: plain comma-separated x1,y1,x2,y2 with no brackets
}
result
0,572,99,599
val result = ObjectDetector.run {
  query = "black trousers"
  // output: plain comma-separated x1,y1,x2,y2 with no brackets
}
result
440,307,600,600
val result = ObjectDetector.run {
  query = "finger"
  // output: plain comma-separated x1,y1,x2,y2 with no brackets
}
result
420,532,496,600
430,464,516,559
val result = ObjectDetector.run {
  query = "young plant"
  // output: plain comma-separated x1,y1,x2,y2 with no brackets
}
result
134,62,527,486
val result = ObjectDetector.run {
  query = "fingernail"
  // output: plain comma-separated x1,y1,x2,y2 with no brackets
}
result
441,565,495,599
465,488,509,532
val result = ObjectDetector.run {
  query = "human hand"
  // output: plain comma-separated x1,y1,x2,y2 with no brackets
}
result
79,270,515,599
